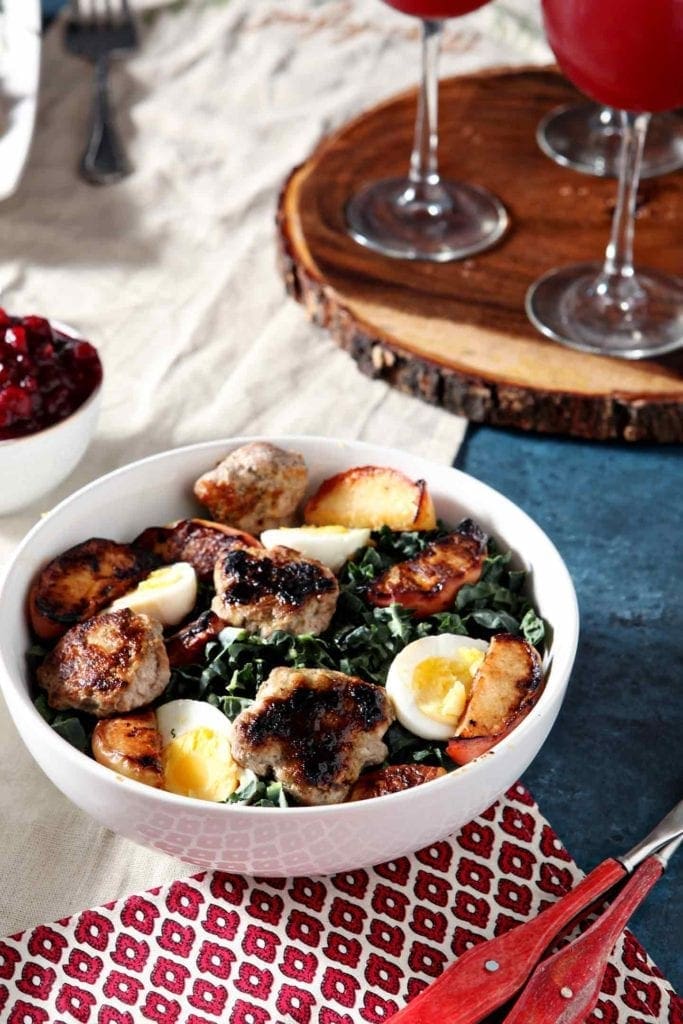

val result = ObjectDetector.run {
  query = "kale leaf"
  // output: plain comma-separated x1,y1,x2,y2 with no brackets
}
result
163,522,545,716
31,518,547,801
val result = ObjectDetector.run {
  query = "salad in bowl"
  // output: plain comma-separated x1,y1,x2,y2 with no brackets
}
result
0,437,578,874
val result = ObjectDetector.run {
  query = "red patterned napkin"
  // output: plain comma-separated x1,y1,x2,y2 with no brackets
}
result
0,783,679,1024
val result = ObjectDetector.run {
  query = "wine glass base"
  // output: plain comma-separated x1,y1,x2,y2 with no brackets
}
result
346,178,508,262
537,104,683,179
526,262,683,359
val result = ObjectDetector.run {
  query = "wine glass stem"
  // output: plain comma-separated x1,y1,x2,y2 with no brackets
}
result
598,111,650,301
406,19,446,208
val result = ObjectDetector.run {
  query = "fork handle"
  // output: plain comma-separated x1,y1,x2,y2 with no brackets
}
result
81,54,132,186
500,856,664,1024
388,858,625,1024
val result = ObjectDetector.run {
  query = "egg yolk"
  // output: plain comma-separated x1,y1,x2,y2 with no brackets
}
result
412,649,486,726
162,727,241,802
137,565,186,592
298,525,349,534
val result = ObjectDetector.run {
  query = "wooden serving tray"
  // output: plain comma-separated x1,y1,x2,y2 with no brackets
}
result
277,67,683,443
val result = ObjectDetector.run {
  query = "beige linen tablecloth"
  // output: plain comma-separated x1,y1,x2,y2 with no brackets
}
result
0,0,549,937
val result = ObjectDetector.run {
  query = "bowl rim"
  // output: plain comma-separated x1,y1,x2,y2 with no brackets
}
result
0,378,102,449
0,434,580,819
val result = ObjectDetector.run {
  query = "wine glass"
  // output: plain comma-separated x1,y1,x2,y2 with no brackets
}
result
346,0,508,262
537,104,683,179
526,1,683,359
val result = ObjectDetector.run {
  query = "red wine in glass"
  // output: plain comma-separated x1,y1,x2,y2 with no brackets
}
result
538,3,683,179
526,0,683,358
383,0,491,15
346,0,508,261
544,1,682,113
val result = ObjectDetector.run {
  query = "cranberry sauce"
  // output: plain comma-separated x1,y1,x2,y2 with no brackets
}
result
0,311,102,441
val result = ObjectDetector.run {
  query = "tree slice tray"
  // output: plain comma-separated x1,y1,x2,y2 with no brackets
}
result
277,66,683,443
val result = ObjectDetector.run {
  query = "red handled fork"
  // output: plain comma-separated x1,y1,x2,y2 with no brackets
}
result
389,800,682,1024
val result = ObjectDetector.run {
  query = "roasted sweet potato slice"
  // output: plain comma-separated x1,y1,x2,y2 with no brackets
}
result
446,633,543,766
304,466,436,531
133,518,260,583
348,763,446,801
165,609,226,667
367,520,486,618
91,709,164,788
29,538,153,641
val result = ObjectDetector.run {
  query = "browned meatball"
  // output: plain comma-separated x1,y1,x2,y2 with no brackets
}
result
36,609,170,717
193,442,308,534
231,667,394,805
211,545,339,638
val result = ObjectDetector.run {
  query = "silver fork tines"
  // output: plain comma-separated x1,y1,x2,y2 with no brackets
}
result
65,0,138,185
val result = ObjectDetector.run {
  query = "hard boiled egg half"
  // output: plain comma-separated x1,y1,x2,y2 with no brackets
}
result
386,633,489,741
107,562,197,627
156,699,249,802
260,525,371,572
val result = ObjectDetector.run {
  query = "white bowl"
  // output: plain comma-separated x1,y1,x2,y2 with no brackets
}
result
0,0,41,203
0,436,579,876
0,381,102,515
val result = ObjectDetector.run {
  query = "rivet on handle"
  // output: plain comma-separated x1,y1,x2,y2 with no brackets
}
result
484,961,500,973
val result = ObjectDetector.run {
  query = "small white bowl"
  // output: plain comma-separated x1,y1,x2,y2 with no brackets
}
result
0,381,102,515
0,436,579,876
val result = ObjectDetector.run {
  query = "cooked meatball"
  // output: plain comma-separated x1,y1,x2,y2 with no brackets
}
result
36,609,170,717
193,442,308,534
211,545,339,638
231,667,394,805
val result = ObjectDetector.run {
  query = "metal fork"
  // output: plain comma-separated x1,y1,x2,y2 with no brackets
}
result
64,0,139,185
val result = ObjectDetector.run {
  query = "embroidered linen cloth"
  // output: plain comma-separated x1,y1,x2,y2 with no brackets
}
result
1,784,679,1023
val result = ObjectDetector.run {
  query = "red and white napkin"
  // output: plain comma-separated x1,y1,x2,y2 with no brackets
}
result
0,784,679,1024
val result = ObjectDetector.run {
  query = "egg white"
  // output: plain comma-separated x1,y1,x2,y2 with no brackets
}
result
386,633,489,741
156,699,232,747
107,561,197,627
260,525,371,572
156,699,248,803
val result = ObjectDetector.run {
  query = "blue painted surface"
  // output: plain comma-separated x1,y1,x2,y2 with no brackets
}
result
42,0,66,15
457,425,683,991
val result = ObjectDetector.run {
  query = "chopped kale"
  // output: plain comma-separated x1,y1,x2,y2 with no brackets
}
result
34,693,91,753
157,521,546,805
32,518,546,804
226,776,291,808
